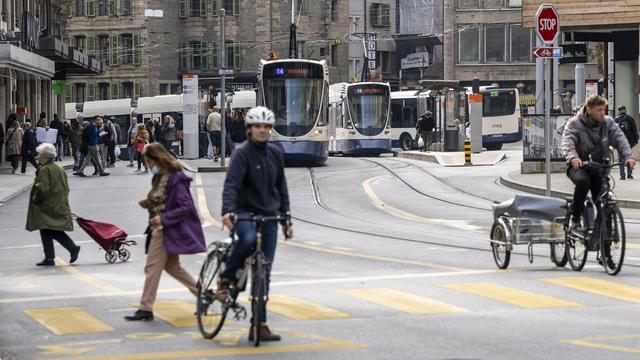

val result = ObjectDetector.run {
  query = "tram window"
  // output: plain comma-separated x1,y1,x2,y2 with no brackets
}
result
390,100,403,128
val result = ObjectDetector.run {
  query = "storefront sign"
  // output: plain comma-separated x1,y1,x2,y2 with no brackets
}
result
401,52,430,70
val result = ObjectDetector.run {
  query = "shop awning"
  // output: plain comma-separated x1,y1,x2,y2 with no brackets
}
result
0,43,55,77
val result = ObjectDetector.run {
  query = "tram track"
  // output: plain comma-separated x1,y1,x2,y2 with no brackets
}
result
289,165,640,269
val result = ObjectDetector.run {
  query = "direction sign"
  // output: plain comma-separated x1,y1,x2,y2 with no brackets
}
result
533,47,562,58
535,4,560,44
218,68,234,75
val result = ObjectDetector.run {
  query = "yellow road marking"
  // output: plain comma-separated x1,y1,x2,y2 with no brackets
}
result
563,334,640,354
24,307,115,335
362,176,483,233
261,294,351,320
284,240,471,272
54,258,121,293
627,243,640,249
46,337,366,360
342,288,467,315
131,300,230,328
38,340,122,356
543,277,640,304
441,282,583,309
194,173,224,229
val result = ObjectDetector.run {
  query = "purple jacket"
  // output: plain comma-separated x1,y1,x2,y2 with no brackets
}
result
160,171,206,255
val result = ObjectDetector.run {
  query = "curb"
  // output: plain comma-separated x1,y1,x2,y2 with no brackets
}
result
0,163,75,204
197,167,228,173
499,175,640,209
395,151,506,167
178,160,197,173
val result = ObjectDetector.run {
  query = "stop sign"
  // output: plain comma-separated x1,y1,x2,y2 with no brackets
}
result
536,4,560,44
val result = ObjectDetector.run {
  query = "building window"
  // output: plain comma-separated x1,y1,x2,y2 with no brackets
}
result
510,24,531,63
170,84,180,94
75,0,85,16
331,44,338,66
331,0,338,22
159,83,169,95
297,0,311,15
122,82,133,99
457,0,479,8
190,0,201,16
458,25,480,63
121,34,133,65
297,41,304,59
458,0,507,8
98,0,108,16
74,84,86,103
370,3,390,28
122,0,132,16
485,24,506,63
190,41,202,69
75,36,85,51
97,35,109,65
483,0,503,9
98,83,109,100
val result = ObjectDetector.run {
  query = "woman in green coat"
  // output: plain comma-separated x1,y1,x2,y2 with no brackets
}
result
26,143,80,266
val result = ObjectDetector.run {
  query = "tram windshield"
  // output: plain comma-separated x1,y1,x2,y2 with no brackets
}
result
347,85,389,136
263,62,325,137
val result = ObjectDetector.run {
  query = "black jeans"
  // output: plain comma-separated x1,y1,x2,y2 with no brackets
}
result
21,154,38,173
107,141,116,165
568,166,603,219
40,229,77,260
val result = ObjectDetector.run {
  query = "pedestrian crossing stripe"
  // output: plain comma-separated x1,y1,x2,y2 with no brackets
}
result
542,277,640,304
441,282,583,309
24,307,114,335
130,301,232,328
341,288,467,315
259,294,351,321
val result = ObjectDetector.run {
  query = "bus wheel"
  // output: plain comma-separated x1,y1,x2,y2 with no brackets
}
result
400,134,413,151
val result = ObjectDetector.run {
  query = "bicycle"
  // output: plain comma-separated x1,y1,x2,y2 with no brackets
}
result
563,157,626,275
196,214,289,347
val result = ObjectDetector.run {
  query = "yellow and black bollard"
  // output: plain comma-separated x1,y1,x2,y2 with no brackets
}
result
464,139,472,166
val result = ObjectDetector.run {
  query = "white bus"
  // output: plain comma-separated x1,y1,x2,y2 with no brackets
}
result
477,88,522,150
390,90,424,151
80,98,134,145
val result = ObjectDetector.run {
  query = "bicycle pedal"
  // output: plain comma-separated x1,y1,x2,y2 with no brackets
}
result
232,305,247,320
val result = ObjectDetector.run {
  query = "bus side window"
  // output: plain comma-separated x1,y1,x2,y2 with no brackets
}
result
403,99,417,128
391,100,403,128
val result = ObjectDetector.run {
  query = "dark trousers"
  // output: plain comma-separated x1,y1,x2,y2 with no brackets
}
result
568,166,603,219
618,150,633,177
21,154,38,173
107,141,116,165
220,211,278,323
40,229,77,260
162,140,178,158
9,154,20,170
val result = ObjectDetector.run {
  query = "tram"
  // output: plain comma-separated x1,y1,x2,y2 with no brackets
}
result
328,82,391,156
256,59,330,166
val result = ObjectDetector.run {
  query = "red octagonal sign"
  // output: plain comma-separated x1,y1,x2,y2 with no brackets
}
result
536,4,560,44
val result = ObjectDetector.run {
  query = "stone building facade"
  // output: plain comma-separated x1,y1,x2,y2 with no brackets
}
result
64,0,350,102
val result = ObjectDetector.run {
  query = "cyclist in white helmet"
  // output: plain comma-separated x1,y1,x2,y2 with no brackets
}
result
220,106,293,342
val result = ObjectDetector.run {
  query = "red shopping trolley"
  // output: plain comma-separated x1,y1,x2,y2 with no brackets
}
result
75,216,137,263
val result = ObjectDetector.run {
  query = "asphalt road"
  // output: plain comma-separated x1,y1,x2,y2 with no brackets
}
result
1,149,640,360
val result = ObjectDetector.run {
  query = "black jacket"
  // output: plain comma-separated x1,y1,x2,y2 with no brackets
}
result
230,119,247,143
21,128,37,156
416,116,435,132
615,113,639,147
222,141,290,216
50,119,63,133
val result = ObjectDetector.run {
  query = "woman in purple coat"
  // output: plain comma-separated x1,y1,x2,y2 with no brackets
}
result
126,143,206,321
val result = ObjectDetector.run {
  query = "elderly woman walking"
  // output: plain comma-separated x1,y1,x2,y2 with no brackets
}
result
6,121,23,173
26,143,80,266
125,143,206,321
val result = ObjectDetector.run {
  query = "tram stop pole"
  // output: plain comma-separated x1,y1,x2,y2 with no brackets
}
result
219,8,227,168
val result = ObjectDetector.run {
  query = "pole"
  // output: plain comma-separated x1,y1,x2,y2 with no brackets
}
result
535,37,544,113
545,58,552,196
219,8,226,167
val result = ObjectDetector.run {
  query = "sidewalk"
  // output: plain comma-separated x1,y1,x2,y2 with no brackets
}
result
179,157,229,173
501,170,640,209
0,157,74,203
395,150,507,167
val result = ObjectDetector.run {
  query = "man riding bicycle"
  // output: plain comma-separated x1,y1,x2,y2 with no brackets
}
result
561,95,636,229
219,106,293,342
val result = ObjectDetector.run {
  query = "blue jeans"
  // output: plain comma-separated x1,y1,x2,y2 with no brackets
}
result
78,151,99,173
128,147,135,165
619,151,633,177
220,211,278,323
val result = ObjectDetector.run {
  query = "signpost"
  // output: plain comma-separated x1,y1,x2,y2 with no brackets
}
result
535,3,560,197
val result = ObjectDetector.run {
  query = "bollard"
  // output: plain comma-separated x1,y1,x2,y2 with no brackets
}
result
464,139,472,166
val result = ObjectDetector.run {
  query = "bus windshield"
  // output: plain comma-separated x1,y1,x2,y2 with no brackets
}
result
482,90,516,117
347,85,389,136
264,78,324,137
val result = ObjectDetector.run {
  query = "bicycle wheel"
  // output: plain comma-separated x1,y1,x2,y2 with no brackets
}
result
251,254,265,347
490,224,510,270
550,242,567,268
600,205,626,276
565,218,588,271
197,248,227,339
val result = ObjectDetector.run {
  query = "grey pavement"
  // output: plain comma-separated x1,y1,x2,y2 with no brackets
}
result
396,149,507,166
0,157,74,204
1,152,640,360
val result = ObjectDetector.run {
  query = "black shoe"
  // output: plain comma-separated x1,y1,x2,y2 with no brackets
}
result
124,310,154,321
36,259,55,266
92,171,99,176
70,246,80,264
99,172,110,177
620,176,626,180
73,172,86,177
628,175,634,179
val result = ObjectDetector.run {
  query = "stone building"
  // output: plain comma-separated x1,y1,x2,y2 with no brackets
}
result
63,0,350,102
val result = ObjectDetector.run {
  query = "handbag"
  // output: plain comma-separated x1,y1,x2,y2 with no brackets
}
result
135,139,147,155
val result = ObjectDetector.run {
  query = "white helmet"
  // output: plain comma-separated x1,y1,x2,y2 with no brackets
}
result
245,106,275,126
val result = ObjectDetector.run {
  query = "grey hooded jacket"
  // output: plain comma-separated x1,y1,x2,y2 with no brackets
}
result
562,107,632,162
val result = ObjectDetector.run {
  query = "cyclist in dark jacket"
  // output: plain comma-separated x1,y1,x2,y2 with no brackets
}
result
220,106,292,343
